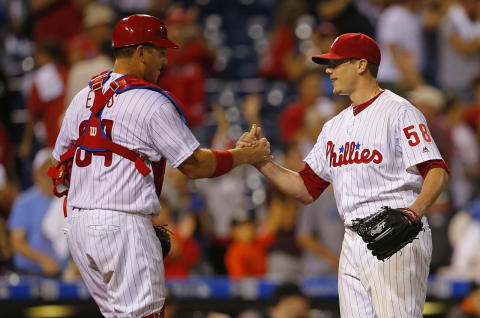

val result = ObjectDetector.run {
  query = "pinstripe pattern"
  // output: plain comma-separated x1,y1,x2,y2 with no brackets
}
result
53,72,197,316
66,208,166,317
304,90,441,317
305,90,442,226
340,225,431,318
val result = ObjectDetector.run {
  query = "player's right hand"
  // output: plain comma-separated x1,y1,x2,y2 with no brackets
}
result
248,137,273,165
39,255,60,276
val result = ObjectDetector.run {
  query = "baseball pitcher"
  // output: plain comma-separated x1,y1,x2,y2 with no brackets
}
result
238,33,449,317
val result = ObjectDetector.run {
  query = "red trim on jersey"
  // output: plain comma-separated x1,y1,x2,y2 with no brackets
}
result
416,159,450,180
211,150,233,177
63,196,68,218
299,163,330,200
353,90,384,116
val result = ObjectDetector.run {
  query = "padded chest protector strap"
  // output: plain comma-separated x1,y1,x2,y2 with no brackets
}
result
77,74,151,176
51,72,179,198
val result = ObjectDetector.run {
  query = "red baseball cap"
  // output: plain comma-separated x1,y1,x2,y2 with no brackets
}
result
312,33,381,66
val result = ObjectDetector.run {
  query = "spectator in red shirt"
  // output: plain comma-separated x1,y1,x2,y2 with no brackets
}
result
66,2,115,65
31,0,83,48
19,41,68,158
259,0,307,80
464,76,480,134
278,70,333,143
157,7,215,130
153,199,202,278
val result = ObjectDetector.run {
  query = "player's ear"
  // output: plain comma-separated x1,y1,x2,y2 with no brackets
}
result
357,59,369,75
137,45,146,63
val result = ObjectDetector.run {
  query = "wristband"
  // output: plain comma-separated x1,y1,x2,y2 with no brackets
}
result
399,208,420,221
211,149,234,177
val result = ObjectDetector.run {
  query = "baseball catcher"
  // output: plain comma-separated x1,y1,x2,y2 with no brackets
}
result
352,206,423,261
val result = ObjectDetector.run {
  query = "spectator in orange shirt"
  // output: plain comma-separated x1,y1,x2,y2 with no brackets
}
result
225,217,274,279
460,287,480,317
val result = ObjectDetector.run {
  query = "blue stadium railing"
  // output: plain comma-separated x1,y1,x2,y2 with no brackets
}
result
0,275,473,301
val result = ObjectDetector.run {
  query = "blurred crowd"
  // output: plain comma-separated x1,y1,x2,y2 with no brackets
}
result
1,0,480,317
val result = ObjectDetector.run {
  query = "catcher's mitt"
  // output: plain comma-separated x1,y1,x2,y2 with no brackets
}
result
352,206,423,261
154,225,172,259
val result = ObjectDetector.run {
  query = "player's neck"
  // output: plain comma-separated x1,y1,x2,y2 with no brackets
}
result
112,59,143,79
349,79,382,107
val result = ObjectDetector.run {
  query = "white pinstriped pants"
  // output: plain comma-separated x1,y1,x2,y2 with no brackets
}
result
339,221,432,318
65,208,166,318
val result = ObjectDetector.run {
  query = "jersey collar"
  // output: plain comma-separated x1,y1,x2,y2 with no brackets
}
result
353,90,384,116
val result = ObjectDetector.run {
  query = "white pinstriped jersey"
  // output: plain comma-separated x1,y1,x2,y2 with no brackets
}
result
304,90,443,226
53,73,199,215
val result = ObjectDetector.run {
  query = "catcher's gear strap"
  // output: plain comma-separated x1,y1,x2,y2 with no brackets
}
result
152,158,167,197
52,71,185,195
89,71,188,124
78,71,189,177
142,307,165,318
210,149,233,177
47,146,76,197
81,71,188,177
77,76,151,176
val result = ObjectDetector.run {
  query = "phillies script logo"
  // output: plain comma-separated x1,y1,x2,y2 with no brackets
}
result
326,141,383,167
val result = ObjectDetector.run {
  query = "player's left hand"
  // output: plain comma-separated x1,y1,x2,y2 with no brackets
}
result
352,206,423,261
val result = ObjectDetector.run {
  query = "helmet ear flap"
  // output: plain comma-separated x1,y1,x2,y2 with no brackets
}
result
112,14,178,49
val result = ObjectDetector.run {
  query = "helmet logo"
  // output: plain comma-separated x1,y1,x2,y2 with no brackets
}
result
331,36,339,48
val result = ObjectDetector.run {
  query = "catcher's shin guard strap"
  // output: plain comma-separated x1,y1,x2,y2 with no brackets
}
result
143,306,165,318
210,149,233,177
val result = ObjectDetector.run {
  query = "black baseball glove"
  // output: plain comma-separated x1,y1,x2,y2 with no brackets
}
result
352,206,423,261
154,225,172,259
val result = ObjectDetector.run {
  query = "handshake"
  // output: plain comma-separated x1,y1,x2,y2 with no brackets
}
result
235,124,274,167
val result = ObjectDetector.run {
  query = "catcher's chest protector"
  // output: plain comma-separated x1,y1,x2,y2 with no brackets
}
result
50,71,187,198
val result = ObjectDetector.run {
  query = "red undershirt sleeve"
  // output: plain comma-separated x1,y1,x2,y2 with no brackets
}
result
299,163,330,200
416,159,450,180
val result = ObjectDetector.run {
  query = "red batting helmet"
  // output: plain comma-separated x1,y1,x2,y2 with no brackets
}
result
112,14,179,49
